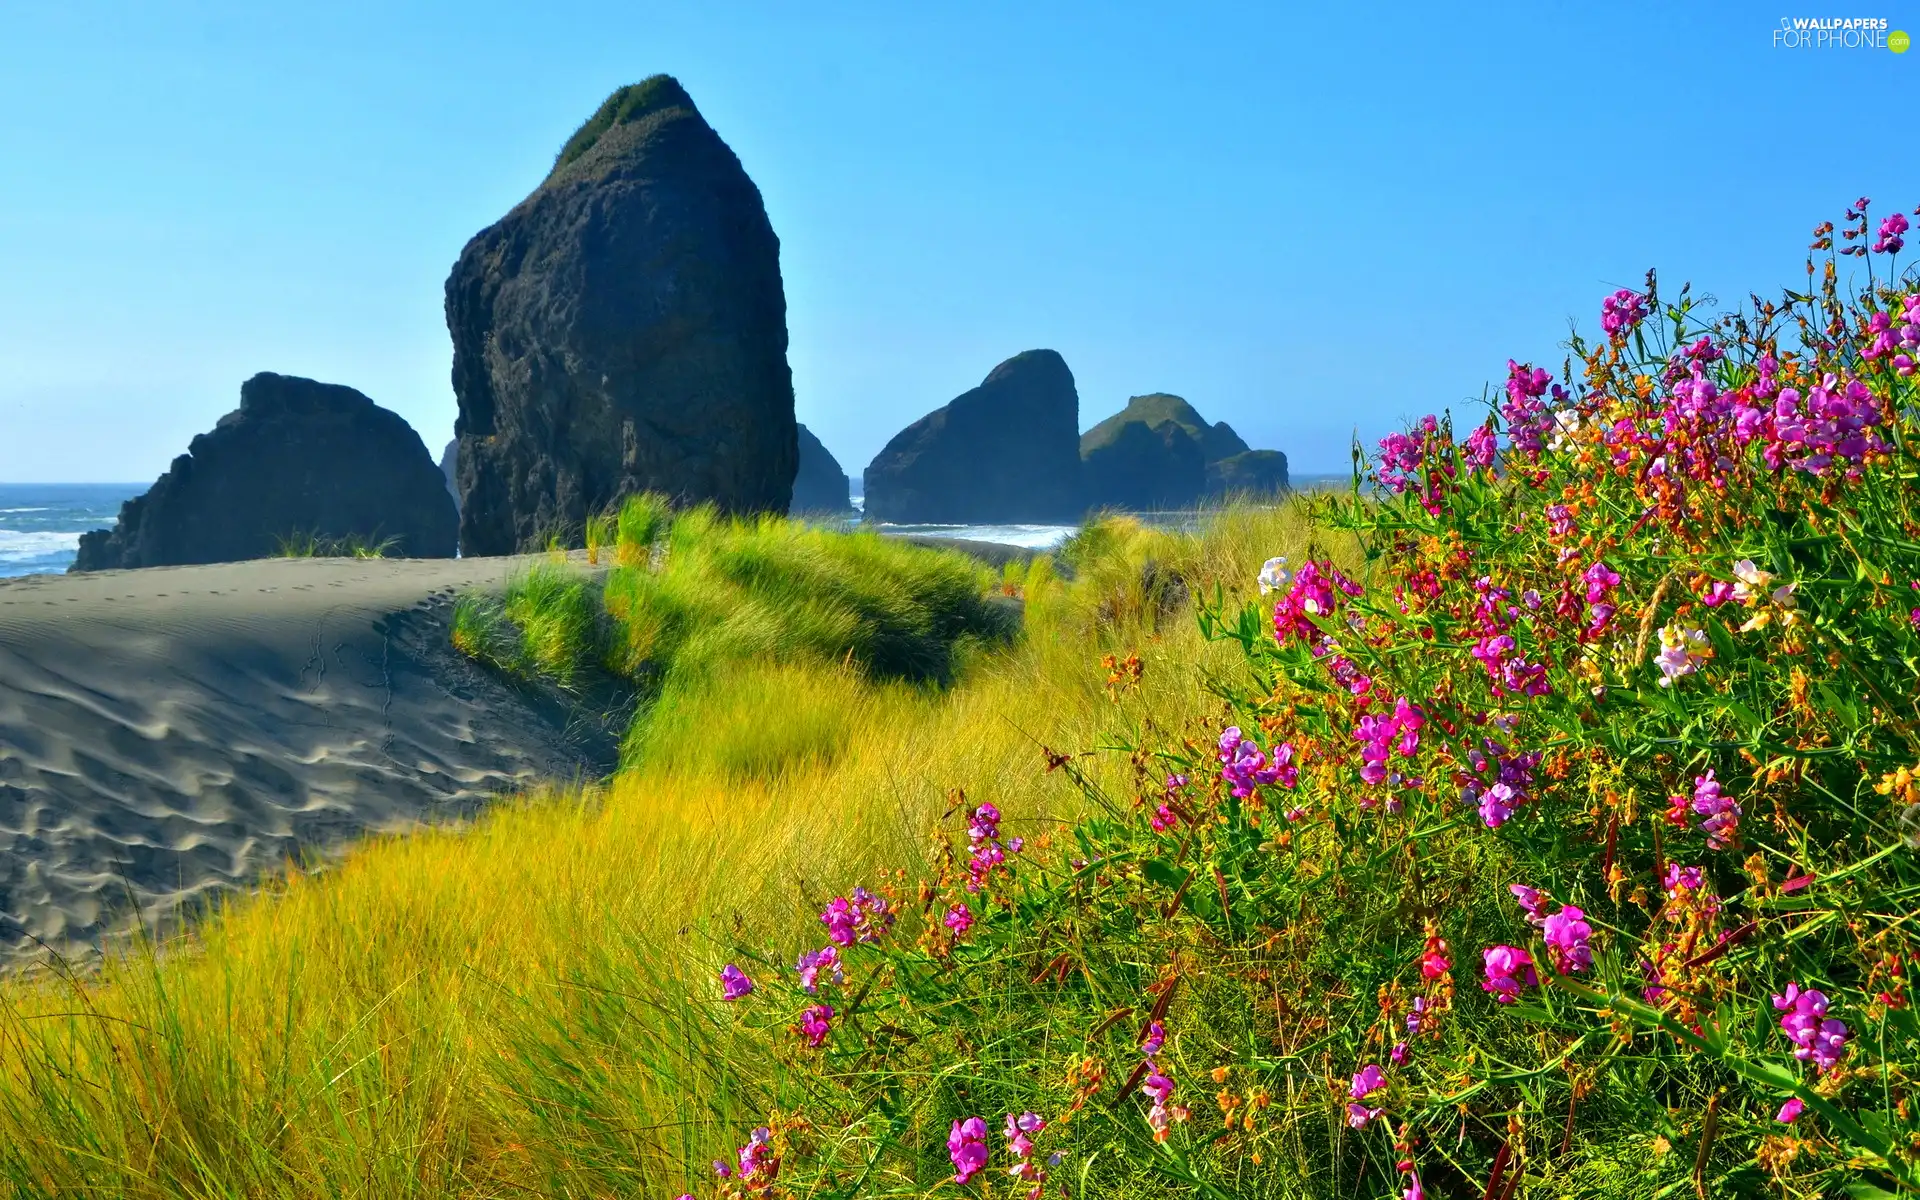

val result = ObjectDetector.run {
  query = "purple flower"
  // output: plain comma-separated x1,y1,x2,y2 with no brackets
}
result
944,902,975,936
798,1003,835,1048
1347,1101,1382,1128
737,1126,776,1180
821,887,895,946
1689,769,1740,849
1219,726,1298,797
1481,945,1537,1004
1509,884,1548,924
1601,288,1648,337
1477,781,1518,829
948,1116,989,1184
1773,984,1847,1073
1542,904,1593,975
719,963,754,1001
1141,1065,1175,1106
1350,1063,1386,1100
1390,1041,1408,1065
794,946,843,994
1875,211,1909,255
1777,1097,1806,1123
1663,864,1703,894
1141,1020,1166,1058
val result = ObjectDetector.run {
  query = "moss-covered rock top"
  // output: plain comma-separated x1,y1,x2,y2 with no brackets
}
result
1080,393,1248,463
549,75,698,179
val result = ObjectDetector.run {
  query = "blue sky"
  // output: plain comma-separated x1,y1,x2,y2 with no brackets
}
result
2,1,1915,483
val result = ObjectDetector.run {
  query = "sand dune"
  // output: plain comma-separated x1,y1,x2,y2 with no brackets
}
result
0,555,625,967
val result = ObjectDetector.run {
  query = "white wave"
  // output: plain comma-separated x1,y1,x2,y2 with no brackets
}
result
0,529,81,562
0,507,49,514
873,523,1077,550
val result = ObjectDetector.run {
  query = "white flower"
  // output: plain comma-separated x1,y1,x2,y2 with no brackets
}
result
1548,409,1583,453
1731,559,1774,604
1257,556,1292,595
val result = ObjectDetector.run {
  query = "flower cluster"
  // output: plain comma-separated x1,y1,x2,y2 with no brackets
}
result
965,802,1022,892
1354,697,1424,787
820,887,894,947
1218,726,1297,797
1601,287,1648,337
1774,984,1848,1074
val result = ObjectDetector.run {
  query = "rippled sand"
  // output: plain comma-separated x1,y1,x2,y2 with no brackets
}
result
0,555,623,966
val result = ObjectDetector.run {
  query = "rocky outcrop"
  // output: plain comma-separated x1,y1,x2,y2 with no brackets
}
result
71,373,458,571
1082,418,1205,511
447,75,796,556
1205,449,1290,496
1081,393,1287,509
439,438,460,512
862,350,1083,524
792,423,851,513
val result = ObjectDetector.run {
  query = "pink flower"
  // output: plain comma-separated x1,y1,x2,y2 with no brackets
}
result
947,1116,989,1184
1390,1042,1408,1065
719,963,753,1001
1141,1066,1175,1106
736,1126,776,1181
1350,1063,1386,1100
1542,904,1593,974
1773,984,1848,1073
1509,884,1548,924
1777,1097,1806,1123
1481,945,1537,1004
1601,288,1648,336
794,946,843,994
1346,1101,1382,1128
944,902,975,936
798,1004,835,1048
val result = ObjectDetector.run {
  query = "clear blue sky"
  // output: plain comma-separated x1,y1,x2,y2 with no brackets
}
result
2,1,1915,483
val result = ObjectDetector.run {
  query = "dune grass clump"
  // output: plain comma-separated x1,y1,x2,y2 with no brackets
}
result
270,530,400,559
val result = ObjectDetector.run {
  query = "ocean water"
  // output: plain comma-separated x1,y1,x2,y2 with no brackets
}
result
0,475,1352,579
0,484,142,578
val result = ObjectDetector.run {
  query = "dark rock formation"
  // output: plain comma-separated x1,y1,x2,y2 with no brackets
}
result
792,423,851,513
439,438,460,512
1205,449,1291,497
1081,393,1247,465
1082,418,1205,511
446,75,797,556
1081,392,1287,509
863,351,1084,524
71,373,458,571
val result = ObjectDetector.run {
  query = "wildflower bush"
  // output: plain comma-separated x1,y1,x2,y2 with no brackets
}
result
702,200,1920,1198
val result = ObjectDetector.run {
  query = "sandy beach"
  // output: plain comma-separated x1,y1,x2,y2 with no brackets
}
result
0,554,626,966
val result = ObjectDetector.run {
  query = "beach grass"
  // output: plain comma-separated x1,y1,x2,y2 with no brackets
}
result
0,496,1331,1197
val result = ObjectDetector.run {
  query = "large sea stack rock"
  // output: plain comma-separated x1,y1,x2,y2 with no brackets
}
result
792,423,851,514
71,373,457,571
863,350,1083,524
1206,449,1290,496
446,75,797,556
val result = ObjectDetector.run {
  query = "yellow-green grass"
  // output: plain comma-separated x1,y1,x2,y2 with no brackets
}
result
0,497,1340,1197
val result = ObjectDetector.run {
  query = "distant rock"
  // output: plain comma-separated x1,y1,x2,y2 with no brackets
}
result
1082,418,1206,511
71,373,458,571
1081,393,1247,465
439,438,460,512
863,350,1084,524
1206,449,1291,497
447,75,796,556
792,424,851,513
1081,392,1286,509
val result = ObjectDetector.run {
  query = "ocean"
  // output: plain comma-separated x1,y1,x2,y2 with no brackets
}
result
0,475,1351,579
0,484,143,578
